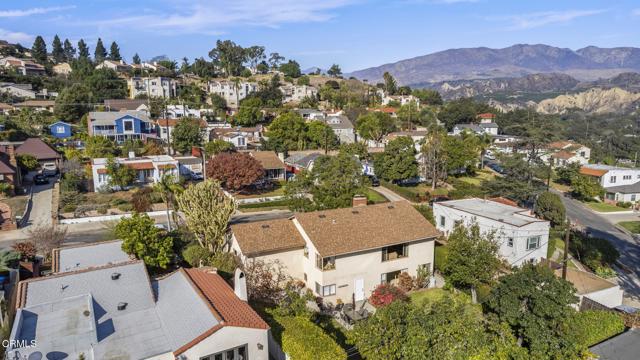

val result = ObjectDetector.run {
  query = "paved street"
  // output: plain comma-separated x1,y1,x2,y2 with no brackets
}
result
558,192,640,304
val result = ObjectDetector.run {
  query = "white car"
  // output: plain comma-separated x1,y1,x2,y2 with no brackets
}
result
41,162,58,177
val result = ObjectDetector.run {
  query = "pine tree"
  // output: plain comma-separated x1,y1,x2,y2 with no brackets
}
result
132,53,141,64
109,41,121,61
31,36,48,64
63,39,76,62
77,39,90,59
94,38,107,62
51,35,64,63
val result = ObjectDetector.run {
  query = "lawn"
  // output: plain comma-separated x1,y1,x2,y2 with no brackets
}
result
409,288,450,306
585,202,629,213
238,199,290,212
434,244,448,271
456,170,495,186
235,180,286,199
363,188,388,204
618,221,640,234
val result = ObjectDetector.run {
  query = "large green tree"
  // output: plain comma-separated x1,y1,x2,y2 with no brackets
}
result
264,112,308,152
420,129,447,190
279,60,301,78
374,136,418,182
382,72,397,95
438,98,495,131
54,83,92,122
235,97,263,126
172,118,203,154
108,41,122,61
484,263,581,359
63,39,76,62
84,136,117,158
77,39,90,59
94,38,107,62
306,121,338,151
356,112,396,146
535,191,565,226
443,222,501,303
327,64,342,77
31,36,48,64
51,35,64,63
84,68,128,102
208,39,246,77
115,212,174,269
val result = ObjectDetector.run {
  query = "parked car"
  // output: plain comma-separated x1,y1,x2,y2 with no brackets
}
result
41,162,58,177
33,174,49,185
191,172,204,181
367,175,380,187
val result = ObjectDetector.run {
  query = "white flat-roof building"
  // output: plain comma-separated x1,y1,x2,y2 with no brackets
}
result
433,198,549,266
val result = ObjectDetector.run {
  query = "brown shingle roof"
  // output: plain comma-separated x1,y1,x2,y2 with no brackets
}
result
104,99,147,111
0,102,13,110
551,150,576,160
295,201,439,257
231,218,306,256
249,151,285,170
14,100,55,107
0,158,15,174
15,138,60,160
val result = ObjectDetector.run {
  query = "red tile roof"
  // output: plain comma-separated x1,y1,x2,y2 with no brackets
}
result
125,162,154,170
477,113,495,119
489,197,518,207
551,150,575,160
580,167,607,177
0,159,15,174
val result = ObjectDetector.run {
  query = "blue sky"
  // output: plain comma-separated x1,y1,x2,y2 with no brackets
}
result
1,0,640,72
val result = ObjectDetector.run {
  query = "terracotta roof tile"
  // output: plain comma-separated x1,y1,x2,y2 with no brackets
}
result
231,218,306,256
477,113,495,119
580,167,607,177
551,150,576,160
125,161,154,170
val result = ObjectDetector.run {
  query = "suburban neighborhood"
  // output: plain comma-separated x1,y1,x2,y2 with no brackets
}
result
1,2,640,359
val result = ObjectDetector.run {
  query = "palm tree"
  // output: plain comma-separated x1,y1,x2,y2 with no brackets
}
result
476,133,493,169
232,77,241,110
153,174,183,231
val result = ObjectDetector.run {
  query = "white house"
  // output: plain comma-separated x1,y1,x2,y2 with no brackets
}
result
384,130,429,152
210,126,263,147
0,56,46,76
128,76,178,99
580,164,640,189
91,154,179,191
540,140,591,167
7,241,270,360
95,59,132,73
322,115,356,144
175,155,204,178
0,82,37,99
452,122,499,136
155,118,208,144
556,266,624,309
433,198,549,266
296,108,325,120
230,201,439,303
379,92,420,107
280,84,318,103
208,80,257,109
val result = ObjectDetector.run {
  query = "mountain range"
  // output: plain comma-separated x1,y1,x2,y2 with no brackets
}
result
347,44,640,86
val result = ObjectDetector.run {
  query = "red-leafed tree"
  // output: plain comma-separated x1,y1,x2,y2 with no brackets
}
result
207,152,265,191
369,283,409,308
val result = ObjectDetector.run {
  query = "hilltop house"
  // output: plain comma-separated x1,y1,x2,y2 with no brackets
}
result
296,108,325,120
433,198,549,266
91,154,178,191
13,100,55,112
280,84,318,103
580,164,640,189
208,80,257,109
88,110,156,143
52,62,72,75
452,122,499,136
7,241,270,360
248,151,286,180
127,77,177,99
95,59,132,73
1,138,61,167
322,115,356,144
0,82,37,99
0,56,46,76
230,201,439,303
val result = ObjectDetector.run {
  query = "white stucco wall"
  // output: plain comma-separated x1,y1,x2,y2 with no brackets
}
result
583,287,624,308
601,169,640,188
230,235,305,280
433,203,549,266
180,326,269,360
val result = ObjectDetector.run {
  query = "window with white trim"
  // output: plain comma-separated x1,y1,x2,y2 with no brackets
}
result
526,236,541,250
624,175,632,180
200,344,247,360
439,215,445,227
56,125,65,133
610,176,617,184
507,238,514,247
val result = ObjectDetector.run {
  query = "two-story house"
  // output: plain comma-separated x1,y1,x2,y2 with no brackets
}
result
127,77,177,99
49,121,74,139
230,201,439,303
433,198,549,266
208,80,257,109
452,122,499,136
322,115,355,144
95,59,133,73
91,154,178,191
280,84,318,103
88,110,156,143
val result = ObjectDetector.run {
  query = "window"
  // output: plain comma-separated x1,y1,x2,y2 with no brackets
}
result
321,284,336,296
200,344,247,360
507,238,514,247
303,245,309,258
123,120,133,132
610,176,617,184
382,243,409,261
381,269,407,285
98,173,108,183
632,195,637,202
624,175,632,180
526,236,541,250
315,254,335,270
439,215,446,227
56,125,65,133
303,273,307,281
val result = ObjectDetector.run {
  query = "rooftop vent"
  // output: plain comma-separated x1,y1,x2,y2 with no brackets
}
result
261,224,270,229
117,302,128,311
351,210,359,214
319,214,326,218
111,272,121,280
387,205,395,209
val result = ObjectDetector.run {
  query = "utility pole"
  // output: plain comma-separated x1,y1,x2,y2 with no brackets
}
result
562,220,571,280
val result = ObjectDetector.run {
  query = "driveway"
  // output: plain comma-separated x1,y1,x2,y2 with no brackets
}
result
22,177,55,228
374,186,407,202
557,192,640,305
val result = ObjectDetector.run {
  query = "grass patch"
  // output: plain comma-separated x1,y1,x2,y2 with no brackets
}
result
235,180,286,199
618,221,640,234
457,170,495,186
409,288,449,306
82,190,134,206
238,198,290,212
363,188,388,204
550,180,571,193
585,202,628,213
434,244,448,271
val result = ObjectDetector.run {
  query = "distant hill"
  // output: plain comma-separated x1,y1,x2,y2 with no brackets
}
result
347,44,640,85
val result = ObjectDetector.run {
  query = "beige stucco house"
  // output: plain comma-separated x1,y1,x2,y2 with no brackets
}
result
230,201,439,304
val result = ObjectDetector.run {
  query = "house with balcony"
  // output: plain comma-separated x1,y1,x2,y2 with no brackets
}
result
207,80,257,109
91,154,178,191
433,198,549,266
87,110,156,143
230,201,439,303
127,76,177,99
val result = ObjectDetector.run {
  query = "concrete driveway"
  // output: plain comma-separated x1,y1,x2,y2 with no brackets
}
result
22,176,55,228
373,186,407,202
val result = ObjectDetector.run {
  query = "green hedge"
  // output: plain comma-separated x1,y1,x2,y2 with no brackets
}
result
380,180,421,202
270,313,347,360
414,204,435,225
434,244,448,271
568,310,625,347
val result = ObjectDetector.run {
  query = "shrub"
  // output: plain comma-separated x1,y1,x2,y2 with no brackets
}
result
397,272,415,292
110,198,128,206
60,190,83,207
434,244,448,271
62,204,77,213
61,173,83,193
210,251,238,275
369,283,409,308
117,203,133,212
132,187,153,212
97,205,109,214
182,244,211,267
535,192,566,226
0,183,12,196
570,232,619,274
268,311,347,360
448,178,485,199
568,310,625,347
11,241,37,261
616,201,632,209
413,204,434,225
415,264,431,289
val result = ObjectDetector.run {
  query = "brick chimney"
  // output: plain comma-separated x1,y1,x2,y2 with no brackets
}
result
352,195,367,207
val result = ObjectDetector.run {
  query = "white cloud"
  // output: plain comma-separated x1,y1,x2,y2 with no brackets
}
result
0,6,75,18
0,28,34,43
79,0,358,34
494,9,606,30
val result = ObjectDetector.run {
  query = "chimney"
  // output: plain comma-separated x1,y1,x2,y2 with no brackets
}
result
234,268,248,301
192,146,202,158
277,152,285,162
128,151,135,159
352,195,367,207
7,145,17,167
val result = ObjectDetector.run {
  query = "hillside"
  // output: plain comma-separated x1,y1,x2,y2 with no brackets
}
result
347,44,640,85
535,88,640,114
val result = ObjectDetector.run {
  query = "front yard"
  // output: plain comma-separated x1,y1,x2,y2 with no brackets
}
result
618,221,640,234
456,169,496,186
585,202,629,213
234,180,286,199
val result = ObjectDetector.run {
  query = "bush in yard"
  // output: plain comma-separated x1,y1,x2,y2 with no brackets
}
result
132,187,153,212
369,283,409,308
535,191,565,226
617,201,632,209
206,152,264,191
11,241,37,261
97,205,108,214
17,154,39,172
0,183,12,196
182,244,211,267
62,204,77,213
570,232,619,273
397,272,415,292
115,212,174,270
571,174,604,201
117,203,133,212
209,251,238,275
61,173,84,193
415,264,431,289
567,310,625,347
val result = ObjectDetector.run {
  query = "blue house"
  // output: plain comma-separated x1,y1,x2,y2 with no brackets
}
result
87,110,156,143
49,121,73,139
